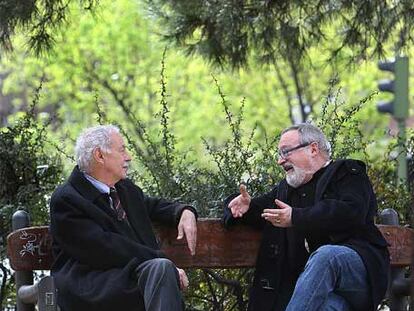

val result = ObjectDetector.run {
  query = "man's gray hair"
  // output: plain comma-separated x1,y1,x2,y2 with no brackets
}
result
75,125,120,172
282,123,331,158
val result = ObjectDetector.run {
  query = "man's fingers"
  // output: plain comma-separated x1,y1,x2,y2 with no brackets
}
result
176,225,184,240
229,197,241,217
262,209,277,215
275,199,288,209
262,209,279,221
230,206,239,216
177,268,189,290
187,230,197,255
228,197,237,209
182,271,189,289
178,213,197,255
229,186,251,218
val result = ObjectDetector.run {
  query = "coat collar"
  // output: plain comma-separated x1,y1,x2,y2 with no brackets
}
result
69,166,126,201
278,160,342,202
68,166,104,202
68,166,142,239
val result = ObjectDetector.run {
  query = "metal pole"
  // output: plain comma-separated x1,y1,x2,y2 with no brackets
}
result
12,210,35,311
397,118,407,184
380,209,409,311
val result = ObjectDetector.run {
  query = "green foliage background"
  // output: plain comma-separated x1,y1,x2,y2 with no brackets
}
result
0,0,413,310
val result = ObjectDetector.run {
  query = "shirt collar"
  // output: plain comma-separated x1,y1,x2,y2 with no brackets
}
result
83,173,110,194
323,160,332,168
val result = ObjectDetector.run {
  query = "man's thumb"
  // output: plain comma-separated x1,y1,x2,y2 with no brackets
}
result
240,184,249,198
177,227,184,240
275,199,287,209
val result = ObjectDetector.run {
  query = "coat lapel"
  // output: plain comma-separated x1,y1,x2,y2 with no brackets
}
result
68,167,117,216
68,166,141,239
115,181,159,249
314,160,343,201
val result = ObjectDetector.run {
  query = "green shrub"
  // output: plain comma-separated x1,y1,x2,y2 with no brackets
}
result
0,87,63,310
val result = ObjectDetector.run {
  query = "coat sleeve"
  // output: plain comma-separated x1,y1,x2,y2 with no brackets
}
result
144,194,197,226
123,180,197,226
291,162,375,232
50,191,165,270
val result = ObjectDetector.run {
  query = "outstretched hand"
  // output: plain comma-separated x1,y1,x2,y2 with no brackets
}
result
229,184,251,218
261,199,292,227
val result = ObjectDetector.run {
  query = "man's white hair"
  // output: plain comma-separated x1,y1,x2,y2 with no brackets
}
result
281,123,331,159
75,125,120,172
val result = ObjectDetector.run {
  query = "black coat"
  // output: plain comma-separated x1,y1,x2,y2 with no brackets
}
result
224,160,389,311
50,166,193,311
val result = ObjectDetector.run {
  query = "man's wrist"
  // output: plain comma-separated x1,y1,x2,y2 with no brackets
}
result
181,206,197,219
177,205,198,224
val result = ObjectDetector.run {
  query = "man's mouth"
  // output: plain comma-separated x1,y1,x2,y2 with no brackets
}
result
283,164,294,173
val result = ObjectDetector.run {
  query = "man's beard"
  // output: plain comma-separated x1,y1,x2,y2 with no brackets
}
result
285,164,312,188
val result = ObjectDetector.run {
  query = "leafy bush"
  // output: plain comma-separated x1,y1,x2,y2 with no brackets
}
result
0,88,63,310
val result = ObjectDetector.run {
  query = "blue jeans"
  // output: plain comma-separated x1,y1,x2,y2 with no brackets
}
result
285,245,370,311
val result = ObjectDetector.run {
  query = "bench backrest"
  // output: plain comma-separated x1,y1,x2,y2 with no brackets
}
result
7,219,413,270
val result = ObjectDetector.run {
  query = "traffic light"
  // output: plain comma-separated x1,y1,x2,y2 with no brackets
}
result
377,56,409,119
377,56,410,184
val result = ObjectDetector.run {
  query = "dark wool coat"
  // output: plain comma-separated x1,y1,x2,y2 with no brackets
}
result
223,159,390,311
50,166,194,311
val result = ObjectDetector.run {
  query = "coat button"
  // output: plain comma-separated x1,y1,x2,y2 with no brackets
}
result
260,278,275,290
268,243,279,258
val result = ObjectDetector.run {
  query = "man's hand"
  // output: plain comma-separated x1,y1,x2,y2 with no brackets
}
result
229,184,251,218
177,209,197,255
176,268,189,290
261,199,292,227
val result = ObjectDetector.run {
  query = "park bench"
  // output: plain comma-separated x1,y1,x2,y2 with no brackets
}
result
7,209,413,311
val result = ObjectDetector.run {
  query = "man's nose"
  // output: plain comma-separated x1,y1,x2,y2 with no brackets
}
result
277,156,286,165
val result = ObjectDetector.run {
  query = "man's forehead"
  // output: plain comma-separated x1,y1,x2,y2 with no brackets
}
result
110,132,125,145
278,130,300,147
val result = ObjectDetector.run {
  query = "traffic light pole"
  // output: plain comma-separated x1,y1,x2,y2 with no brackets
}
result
395,56,409,184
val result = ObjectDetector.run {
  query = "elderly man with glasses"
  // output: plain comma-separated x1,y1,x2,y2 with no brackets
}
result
224,123,389,311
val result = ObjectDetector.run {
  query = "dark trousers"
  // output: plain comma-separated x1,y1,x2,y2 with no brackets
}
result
136,258,184,311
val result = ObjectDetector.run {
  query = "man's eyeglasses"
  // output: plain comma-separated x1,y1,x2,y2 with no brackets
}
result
278,142,312,159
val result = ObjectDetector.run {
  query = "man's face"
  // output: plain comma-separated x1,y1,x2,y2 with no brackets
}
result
102,132,131,185
277,130,315,188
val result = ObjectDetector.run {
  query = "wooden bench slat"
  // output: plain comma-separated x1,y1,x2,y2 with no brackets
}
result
377,224,414,267
7,219,413,271
157,219,261,268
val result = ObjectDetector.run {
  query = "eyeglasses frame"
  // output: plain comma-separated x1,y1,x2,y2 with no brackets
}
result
278,142,313,159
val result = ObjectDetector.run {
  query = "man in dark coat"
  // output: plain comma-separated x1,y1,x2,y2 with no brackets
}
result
50,125,197,311
224,123,389,311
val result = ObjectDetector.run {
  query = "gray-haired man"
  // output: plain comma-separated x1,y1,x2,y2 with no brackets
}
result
224,123,389,311
50,125,197,311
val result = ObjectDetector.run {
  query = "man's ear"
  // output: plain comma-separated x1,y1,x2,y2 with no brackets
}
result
310,142,319,156
92,147,105,164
